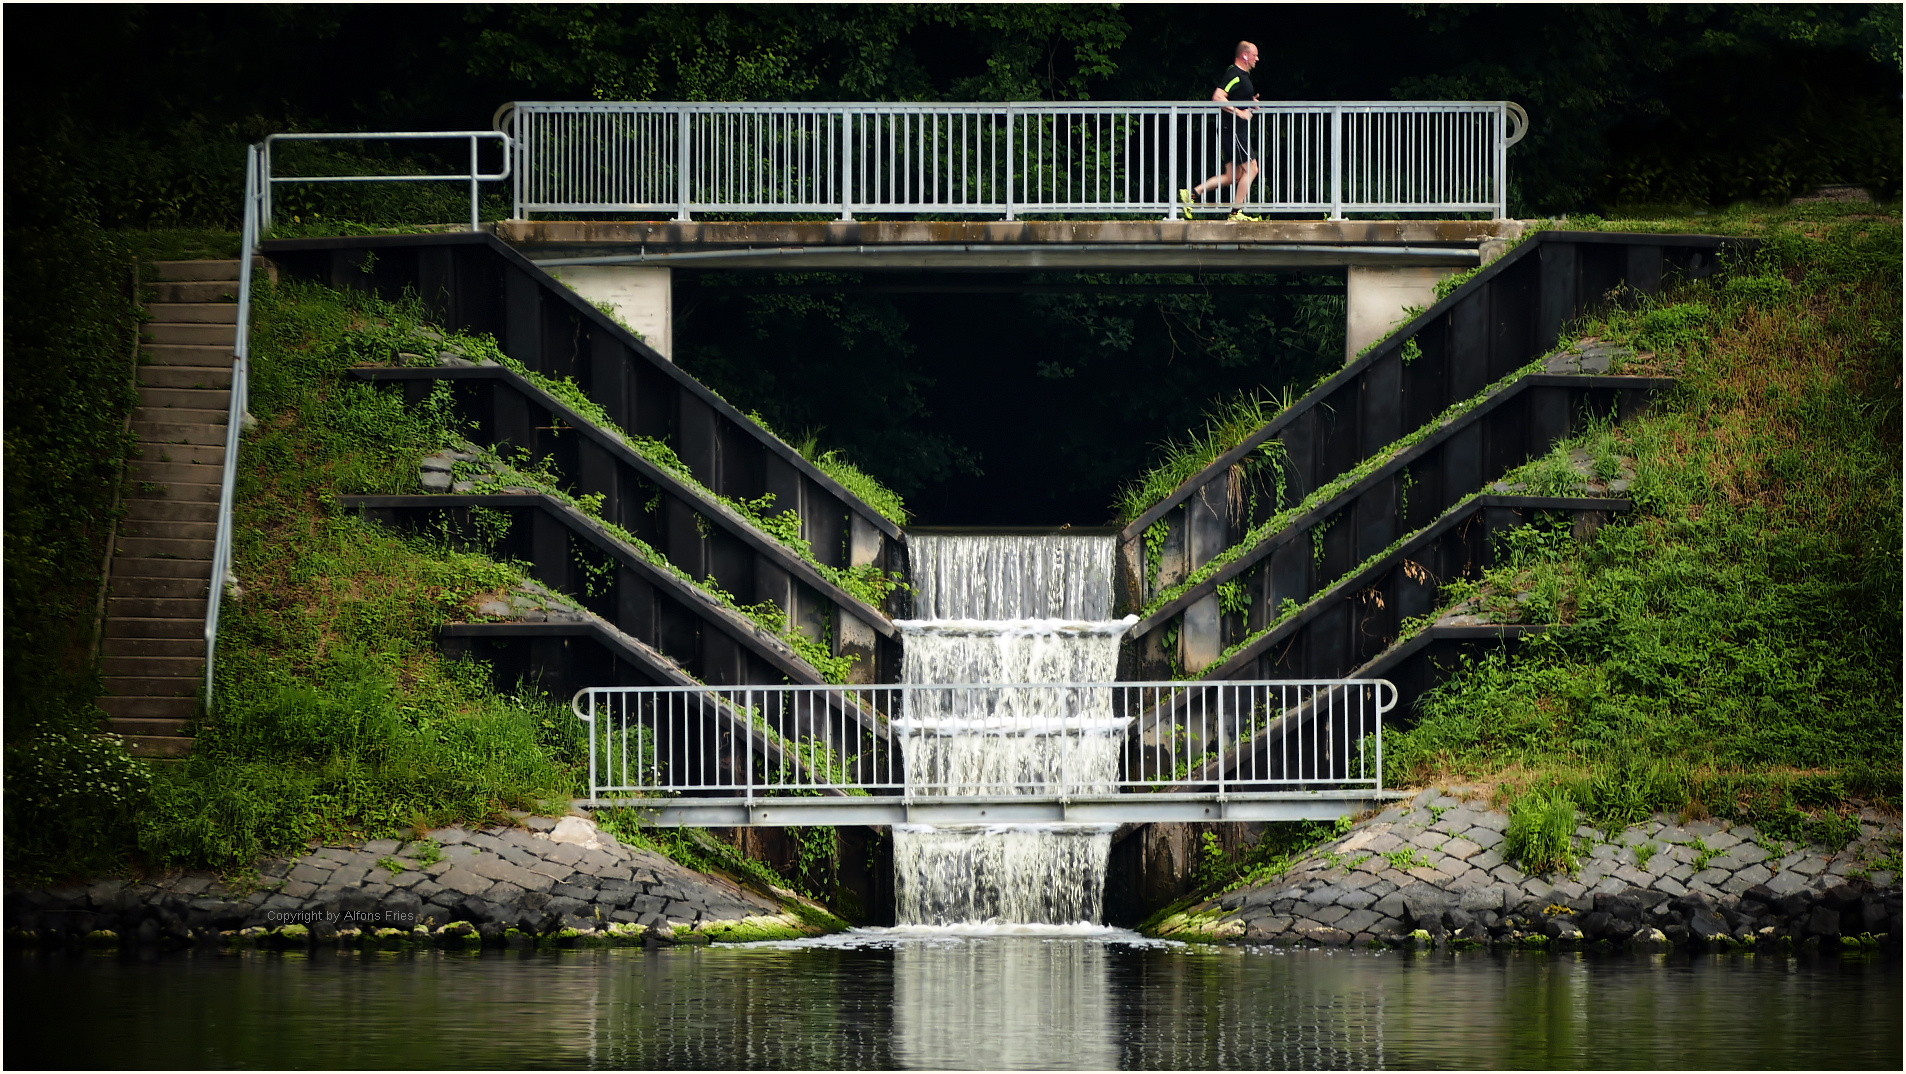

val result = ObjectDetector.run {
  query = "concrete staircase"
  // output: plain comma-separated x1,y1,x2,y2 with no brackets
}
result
97,260,241,758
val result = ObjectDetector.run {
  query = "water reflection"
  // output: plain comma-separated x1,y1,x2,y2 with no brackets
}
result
7,941,1899,1070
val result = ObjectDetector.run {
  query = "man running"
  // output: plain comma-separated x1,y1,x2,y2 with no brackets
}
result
1181,41,1262,221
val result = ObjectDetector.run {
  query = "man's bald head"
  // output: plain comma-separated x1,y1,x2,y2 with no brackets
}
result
1235,41,1259,70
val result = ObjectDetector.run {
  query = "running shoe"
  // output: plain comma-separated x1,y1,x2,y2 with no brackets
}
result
1178,188,1195,219
1229,210,1260,222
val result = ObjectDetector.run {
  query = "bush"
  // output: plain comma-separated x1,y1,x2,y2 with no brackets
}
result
1505,788,1580,875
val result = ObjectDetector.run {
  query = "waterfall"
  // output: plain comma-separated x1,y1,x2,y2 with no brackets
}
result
893,535,1136,925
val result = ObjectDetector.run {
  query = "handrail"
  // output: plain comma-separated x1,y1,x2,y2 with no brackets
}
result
501,99,1525,221
204,145,264,710
261,131,511,233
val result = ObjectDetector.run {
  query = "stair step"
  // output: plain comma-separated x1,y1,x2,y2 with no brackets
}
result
137,386,230,411
113,535,214,559
102,656,206,679
131,442,225,466
102,675,199,698
123,735,196,758
121,499,220,523
131,420,228,446
107,576,210,600
131,460,225,487
141,344,234,367
148,303,239,324
107,596,209,619
144,323,237,346
138,365,233,390
121,478,221,504
100,636,207,658
98,695,196,719
108,558,212,580
151,281,239,303
103,617,205,640
104,717,193,737
153,259,242,282
117,518,218,541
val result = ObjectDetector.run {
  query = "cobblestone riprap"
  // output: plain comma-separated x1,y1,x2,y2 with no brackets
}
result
1149,787,1902,952
6,815,835,949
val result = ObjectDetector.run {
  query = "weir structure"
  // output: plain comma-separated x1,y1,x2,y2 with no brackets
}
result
169,109,1747,841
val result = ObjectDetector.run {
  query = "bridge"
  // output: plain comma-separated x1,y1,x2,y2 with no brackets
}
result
569,679,1402,825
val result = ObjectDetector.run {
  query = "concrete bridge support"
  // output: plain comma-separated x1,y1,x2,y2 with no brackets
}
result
1345,265,1449,361
546,265,673,360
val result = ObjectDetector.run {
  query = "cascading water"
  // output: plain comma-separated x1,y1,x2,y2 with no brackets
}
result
893,535,1137,925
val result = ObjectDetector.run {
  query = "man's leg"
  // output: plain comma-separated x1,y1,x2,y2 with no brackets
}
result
1232,160,1260,206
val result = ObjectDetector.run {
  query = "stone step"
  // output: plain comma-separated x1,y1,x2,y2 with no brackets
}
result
144,323,237,346
121,498,219,524
103,675,199,698
103,617,204,640
123,735,195,759
153,259,242,282
129,459,224,486
100,635,207,659
98,695,197,719
104,717,193,738
108,575,210,600
132,420,227,446
131,442,225,467
113,535,213,560
108,596,209,620
117,517,218,541
137,386,229,412
122,478,221,504
109,557,213,580
142,343,234,367
103,656,206,680
123,480,220,507
148,303,238,324
138,364,233,390
150,281,239,303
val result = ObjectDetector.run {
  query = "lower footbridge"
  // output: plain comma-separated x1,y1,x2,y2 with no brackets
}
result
571,679,1403,826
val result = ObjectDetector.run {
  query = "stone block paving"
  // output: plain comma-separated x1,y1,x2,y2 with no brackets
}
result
1156,786,1902,952
8,813,812,949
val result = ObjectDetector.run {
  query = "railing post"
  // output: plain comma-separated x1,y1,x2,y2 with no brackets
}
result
1494,105,1509,220
839,110,854,221
468,133,481,231
1004,105,1016,222
676,108,692,221
1329,105,1343,220
1166,105,1179,221
1215,684,1226,801
745,687,754,798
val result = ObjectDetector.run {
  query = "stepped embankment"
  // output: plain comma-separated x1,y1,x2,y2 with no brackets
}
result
6,815,836,949
1149,787,1901,951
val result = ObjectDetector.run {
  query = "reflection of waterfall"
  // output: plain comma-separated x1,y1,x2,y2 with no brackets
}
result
892,938,1117,1071
894,535,1135,925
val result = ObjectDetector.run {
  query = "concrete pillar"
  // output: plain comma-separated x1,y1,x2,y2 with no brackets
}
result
548,265,673,360
1345,265,1448,362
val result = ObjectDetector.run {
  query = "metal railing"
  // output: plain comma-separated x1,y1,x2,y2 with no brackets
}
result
501,100,1526,221
570,679,1393,802
260,131,512,233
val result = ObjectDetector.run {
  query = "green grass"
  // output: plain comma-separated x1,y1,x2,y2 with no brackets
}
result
1384,209,1902,844
1113,389,1296,526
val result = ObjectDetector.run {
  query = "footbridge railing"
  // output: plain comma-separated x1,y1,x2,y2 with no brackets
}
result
500,100,1527,221
571,679,1395,825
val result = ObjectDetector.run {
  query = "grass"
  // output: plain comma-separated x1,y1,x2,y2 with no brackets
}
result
1383,206,1901,843
1113,389,1295,525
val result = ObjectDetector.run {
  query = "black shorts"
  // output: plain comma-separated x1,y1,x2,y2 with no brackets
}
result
1225,117,1255,166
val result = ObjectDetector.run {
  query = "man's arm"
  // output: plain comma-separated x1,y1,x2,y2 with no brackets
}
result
1211,85,1254,120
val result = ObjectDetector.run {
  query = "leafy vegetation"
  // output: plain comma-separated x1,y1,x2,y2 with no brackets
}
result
1112,389,1295,525
1385,207,1901,839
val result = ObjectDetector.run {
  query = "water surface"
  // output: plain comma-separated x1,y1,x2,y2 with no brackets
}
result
9,930,1899,1069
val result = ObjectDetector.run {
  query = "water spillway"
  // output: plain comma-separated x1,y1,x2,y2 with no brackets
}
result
893,535,1137,926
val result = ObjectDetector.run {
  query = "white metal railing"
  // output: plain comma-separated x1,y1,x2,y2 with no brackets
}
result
500,101,1526,221
570,679,1393,802
260,131,512,233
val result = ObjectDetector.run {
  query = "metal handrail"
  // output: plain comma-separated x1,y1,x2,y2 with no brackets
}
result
501,99,1526,221
261,131,512,233
572,679,1394,801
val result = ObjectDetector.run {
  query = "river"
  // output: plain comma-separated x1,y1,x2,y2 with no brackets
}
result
9,929,1898,1069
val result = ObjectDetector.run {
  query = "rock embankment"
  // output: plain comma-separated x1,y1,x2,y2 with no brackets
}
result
1151,787,1901,952
7,815,835,949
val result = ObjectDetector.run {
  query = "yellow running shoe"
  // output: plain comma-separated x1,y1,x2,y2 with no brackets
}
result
1228,210,1260,222
1178,188,1195,219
